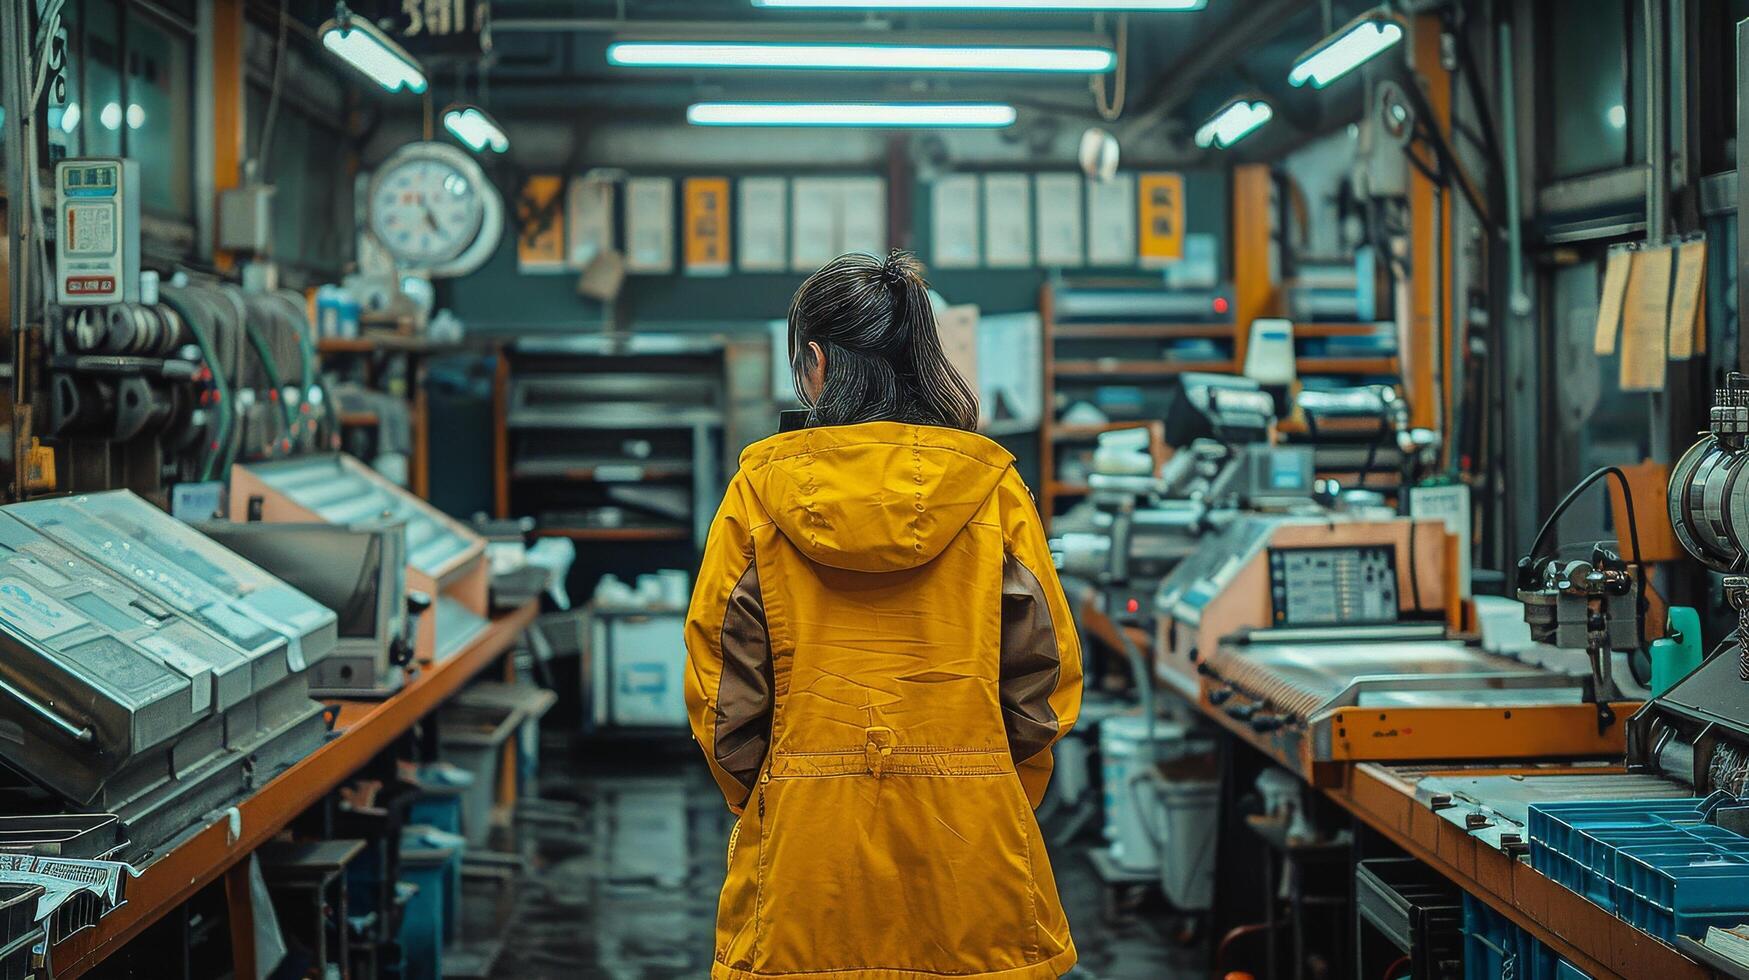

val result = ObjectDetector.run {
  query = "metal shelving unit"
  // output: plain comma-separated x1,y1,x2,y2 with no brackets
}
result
494,334,770,548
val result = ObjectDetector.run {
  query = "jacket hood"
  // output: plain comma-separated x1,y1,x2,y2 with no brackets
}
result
738,421,1015,573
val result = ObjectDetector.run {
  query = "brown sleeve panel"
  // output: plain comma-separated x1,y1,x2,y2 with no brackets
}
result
714,561,775,798
1000,554,1063,765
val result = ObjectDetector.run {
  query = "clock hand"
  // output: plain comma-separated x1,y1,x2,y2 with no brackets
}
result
420,200,441,234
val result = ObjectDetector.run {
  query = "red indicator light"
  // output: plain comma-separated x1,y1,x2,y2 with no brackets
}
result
1212,296,1230,315
1126,598,1140,614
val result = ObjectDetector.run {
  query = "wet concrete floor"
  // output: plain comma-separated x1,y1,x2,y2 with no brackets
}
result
490,739,1204,979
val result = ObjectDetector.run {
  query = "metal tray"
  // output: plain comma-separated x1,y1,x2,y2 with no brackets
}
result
0,814,124,859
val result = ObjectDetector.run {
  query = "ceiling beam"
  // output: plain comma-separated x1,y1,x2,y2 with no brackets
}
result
1118,0,1313,141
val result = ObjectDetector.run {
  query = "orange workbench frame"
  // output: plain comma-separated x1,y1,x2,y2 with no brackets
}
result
47,600,539,980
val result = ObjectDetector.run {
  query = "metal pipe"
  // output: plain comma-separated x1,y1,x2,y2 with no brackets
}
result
1646,0,1670,464
1739,18,1749,374
1668,0,1687,192
2,0,32,503
1498,23,1529,316
1645,0,1667,239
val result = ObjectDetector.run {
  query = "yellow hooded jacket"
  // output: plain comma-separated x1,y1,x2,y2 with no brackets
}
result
685,421,1083,980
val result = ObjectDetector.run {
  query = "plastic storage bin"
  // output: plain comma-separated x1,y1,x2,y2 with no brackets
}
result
1151,776,1218,910
399,827,465,980
1527,798,1709,908
1527,797,1749,939
1355,858,1464,980
1462,894,1590,980
1098,715,1204,873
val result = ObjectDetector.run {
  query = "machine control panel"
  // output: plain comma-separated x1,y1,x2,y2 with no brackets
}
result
54,158,141,305
1268,545,1398,626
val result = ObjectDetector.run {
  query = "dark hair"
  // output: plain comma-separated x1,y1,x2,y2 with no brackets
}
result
788,250,979,431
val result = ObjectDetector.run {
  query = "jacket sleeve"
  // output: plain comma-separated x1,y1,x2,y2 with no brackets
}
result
684,475,775,814
996,469,1084,809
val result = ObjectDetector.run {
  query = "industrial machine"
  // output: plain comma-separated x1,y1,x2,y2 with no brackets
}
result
230,453,489,663
45,271,328,493
1053,375,1312,609
1632,372,1749,796
1152,514,1634,781
0,492,337,858
1054,377,1434,619
1393,379,1749,932
200,521,422,698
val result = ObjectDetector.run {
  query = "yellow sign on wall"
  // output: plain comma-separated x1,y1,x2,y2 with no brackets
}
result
1137,172,1185,267
684,177,732,276
517,175,567,274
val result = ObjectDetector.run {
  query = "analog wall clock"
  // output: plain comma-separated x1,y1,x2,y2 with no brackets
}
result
365,141,504,278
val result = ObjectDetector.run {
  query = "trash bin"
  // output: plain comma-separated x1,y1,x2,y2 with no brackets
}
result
1099,714,1208,873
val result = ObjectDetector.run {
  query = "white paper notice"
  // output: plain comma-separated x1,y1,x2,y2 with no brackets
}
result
566,176,615,270
930,175,980,269
838,177,887,258
982,174,1033,269
790,178,839,271
978,312,1043,429
1034,173,1084,267
738,177,788,272
1086,172,1136,266
624,177,674,274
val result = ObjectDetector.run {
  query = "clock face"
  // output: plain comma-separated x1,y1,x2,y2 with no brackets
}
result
369,156,486,267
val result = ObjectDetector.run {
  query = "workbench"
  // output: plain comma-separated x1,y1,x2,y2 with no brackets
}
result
46,600,539,980
1078,594,1719,979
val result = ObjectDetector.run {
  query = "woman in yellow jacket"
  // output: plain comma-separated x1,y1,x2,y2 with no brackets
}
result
685,250,1083,980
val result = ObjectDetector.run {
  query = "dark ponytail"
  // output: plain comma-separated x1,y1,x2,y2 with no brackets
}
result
788,250,980,432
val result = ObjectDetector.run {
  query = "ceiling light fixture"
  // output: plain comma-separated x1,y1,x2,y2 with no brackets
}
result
443,104,509,153
1288,10,1404,89
319,4,428,94
610,41,1114,73
752,0,1202,8
1194,98,1272,149
687,102,1018,128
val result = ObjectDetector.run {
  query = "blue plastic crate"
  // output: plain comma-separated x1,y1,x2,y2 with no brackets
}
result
1526,799,1710,912
1528,797,1749,941
1462,895,1592,980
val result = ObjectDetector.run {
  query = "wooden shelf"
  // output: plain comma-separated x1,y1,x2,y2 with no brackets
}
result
1050,322,1235,341
317,336,460,356
1292,322,1392,338
534,525,690,542
336,411,380,427
1053,421,1160,439
1052,359,1232,378
511,461,692,482
48,601,540,980
1295,356,1399,375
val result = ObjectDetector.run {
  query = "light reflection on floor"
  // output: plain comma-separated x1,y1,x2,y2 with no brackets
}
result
490,740,1203,980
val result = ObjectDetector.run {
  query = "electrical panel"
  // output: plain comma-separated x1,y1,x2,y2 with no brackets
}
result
1268,545,1399,626
54,158,141,306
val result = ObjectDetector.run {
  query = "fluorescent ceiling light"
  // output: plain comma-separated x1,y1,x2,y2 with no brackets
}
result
319,8,428,94
688,102,1017,127
1194,99,1272,149
753,0,1201,8
443,104,510,153
610,41,1114,72
1288,13,1403,89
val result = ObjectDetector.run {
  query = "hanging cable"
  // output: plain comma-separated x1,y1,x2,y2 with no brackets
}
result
160,290,234,483
1524,466,1648,651
1089,13,1127,122
256,0,291,180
